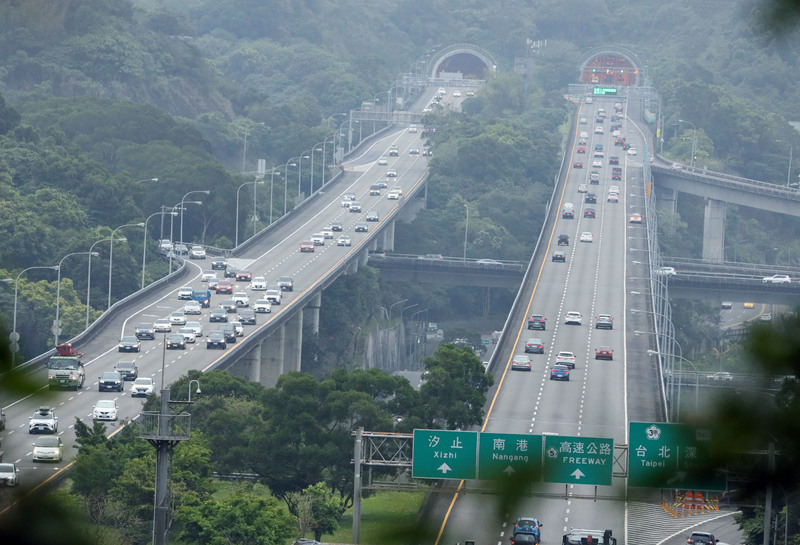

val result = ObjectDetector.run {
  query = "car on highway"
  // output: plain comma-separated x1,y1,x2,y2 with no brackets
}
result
355,222,368,232
377,156,388,165
178,286,193,299
190,245,206,259
550,364,570,381
580,232,593,242
573,161,583,169
592,159,603,168
131,377,154,397
577,146,586,154
135,322,155,340
595,314,614,329
238,309,257,325
311,233,325,245
528,314,546,330
151,320,170,334
251,276,267,290
595,126,604,134
584,207,596,218
607,193,619,203
169,311,186,326
184,300,202,315
349,201,362,212
185,321,203,336
209,308,228,322
609,156,620,165
98,371,124,392
595,346,614,360
369,184,381,196
32,436,63,463
763,274,791,284
589,171,600,183
721,301,733,309
584,193,597,203
388,145,399,156
300,241,315,252
557,234,569,246
552,250,566,262
206,331,226,349
266,287,282,305
29,406,58,434
686,532,719,545
330,221,343,231
93,400,118,421
118,336,141,353
409,124,419,132
744,302,755,309
114,361,138,380
627,147,637,155
337,234,352,246
278,276,293,291
386,169,397,177
387,190,400,200
629,213,643,223
524,338,544,354
236,270,253,282
409,147,420,155
178,327,196,343
0,463,20,486
366,211,379,222
220,299,238,313
218,324,237,344
166,334,186,350
565,311,582,325
216,280,234,294
341,192,356,206
211,256,227,270
224,265,238,278
253,299,272,313
511,354,532,371
577,184,588,193
208,277,221,290
512,517,542,543
233,292,250,307
656,266,677,276
556,351,576,368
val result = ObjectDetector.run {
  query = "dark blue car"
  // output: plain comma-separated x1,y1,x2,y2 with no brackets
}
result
550,364,570,381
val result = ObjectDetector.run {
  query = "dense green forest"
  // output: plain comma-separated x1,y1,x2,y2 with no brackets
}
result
1,0,800,542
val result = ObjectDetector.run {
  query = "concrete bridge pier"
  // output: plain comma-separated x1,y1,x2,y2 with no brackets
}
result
304,292,322,335
381,220,396,251
260,326,285,387
702,197,726,261
656,186,678,215
283,310,303,373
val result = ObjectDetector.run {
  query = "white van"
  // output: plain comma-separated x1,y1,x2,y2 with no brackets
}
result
562,203,575,219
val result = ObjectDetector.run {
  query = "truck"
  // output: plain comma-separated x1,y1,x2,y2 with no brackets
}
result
47,344,85,390
192,288,212,308
562,529,615,545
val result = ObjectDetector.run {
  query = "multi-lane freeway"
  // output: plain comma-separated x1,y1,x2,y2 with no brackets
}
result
0,86,467,499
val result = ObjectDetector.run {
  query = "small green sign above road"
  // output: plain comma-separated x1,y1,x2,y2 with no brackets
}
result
628,422,726,490
412,429,478,480
478,432,542,480
543,434,614,485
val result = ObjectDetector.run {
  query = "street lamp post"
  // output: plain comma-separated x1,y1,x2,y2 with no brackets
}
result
10,265,59,364
388,299,408,321
310,145,323,195
322,134,335,186
188,379,201,402
107,222,145,309
284,159,299,215
647,350,699,421
168,202,201,274
298,154,310,199
463,203,470,261
776,139,793,187
142,209,178,290
179,190,210,251
56,251,98,346
269,167,282,225
678,119,697,167
235,179,265,246
87,237,125,329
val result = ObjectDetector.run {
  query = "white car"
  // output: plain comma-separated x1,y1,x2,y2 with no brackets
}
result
321,228,334,239
377,156,388,165
592,159,603,168
453,90,462,97
185,321,203,336
153,319,172,333
580,232,593,242
607,193,619,203
337,235,352,246
178,328,196,343
201,270,216,282
233,291,250,307
253,299,272,313
32,436,63,463
763,274,791,284
190,245,206,259
594,126,604,134
556,351,576,369
585,96,593,104
311,233,325,245
609,185,620,193
565,311,583,325
408,125,418,133
387,190,400,200
93,400,118,421
657,266,677,276
183,300,202,315
178,286,193,299
131,377,154,398
266,287,282,305
168,311,186,326
0,462,19,486
231,321,244,337
386,169,397,177
251,276,267,290
627,147,637,156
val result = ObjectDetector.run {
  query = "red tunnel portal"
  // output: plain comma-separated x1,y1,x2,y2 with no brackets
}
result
581,54,638,86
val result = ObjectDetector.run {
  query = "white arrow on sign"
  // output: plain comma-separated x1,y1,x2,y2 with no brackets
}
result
502,466,516,476
437,463,453,474
571,469,586,480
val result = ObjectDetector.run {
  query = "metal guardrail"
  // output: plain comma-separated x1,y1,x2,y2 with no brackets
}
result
368,254,526,271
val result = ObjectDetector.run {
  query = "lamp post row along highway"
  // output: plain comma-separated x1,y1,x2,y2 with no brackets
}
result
88,237,125,329
55,251,98,346
5,265,59,364
142,209,178,290
179,190,211,255
108,223,145,309
236,179,264,247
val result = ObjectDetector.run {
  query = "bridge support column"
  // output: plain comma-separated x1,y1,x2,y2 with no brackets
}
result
304,292,322,335
260,325,285,387
702,198,725,262
381,220,395,251
245,341,262,383
656,187,678,215
284,309,303,373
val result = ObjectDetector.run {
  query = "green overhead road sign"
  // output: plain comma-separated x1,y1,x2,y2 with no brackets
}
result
628,422,726,491
478,432,542,480
543,434,614,485
412,429,478,480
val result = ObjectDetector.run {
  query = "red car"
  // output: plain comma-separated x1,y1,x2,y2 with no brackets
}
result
584,208,596,218
595,347,614,360
300,241,315,253
236,270,252,282
216,281,233,294
573,161,583,169
577,146,586,154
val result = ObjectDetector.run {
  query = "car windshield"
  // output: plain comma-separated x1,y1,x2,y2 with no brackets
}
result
134,378,152,386
48,359,79,370
0,463,15,472
117,362,134,370
37,437,60,447
96,400,115,408
101,372,118,379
